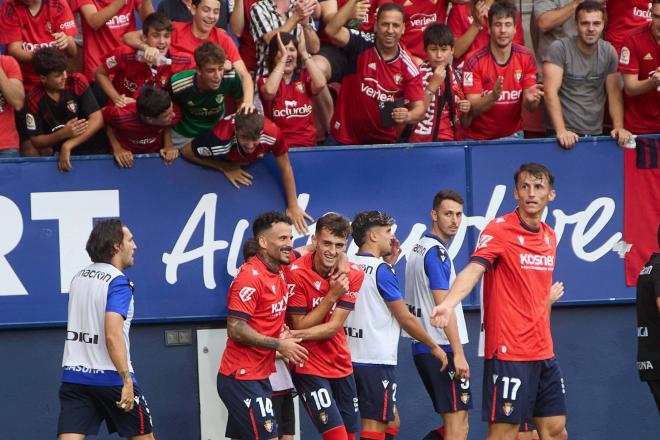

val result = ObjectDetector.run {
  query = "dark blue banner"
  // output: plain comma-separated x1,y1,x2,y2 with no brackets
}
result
0,139,632,327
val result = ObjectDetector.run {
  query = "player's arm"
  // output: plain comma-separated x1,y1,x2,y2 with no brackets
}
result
623,71,660,96
7,41,35,64
230,0,247,36
105,311,134,411
123,30,147,51
287,274,350,330
59,109,104,172
137,0,154,21
536,1,579,33
547,281,564,316
301,22,320,55
431,262,485,328
95,64,129,108
0,65,24,111
227,316,308,363
605,72,632,146
78,0,127,31
233,60,255,111
387,299,448,369
324,0,367,47
160,127,178,165
275,152,312,234
451,1,486,59
180,142,254,187
106,124,135,168
289,307,351,341
432,288,469,378
466,74,503,116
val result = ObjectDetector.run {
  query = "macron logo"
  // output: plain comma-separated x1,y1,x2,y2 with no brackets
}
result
243,398,251,407
518,236,524,245
239,287,256,302
252,269,260,276
314,281,322,291
290,264,299,270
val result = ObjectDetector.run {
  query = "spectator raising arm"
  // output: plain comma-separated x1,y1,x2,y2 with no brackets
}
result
452,0,488,61
324,0,370,47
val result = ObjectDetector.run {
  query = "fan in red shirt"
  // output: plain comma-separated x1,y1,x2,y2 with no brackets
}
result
325,1,425,145
409,23,472,142
605,0,652,54
71,0,152,82
218,211,308,440
433,163,568,440
618,2,660,136
284,213,365,440
375,0,450,62
103,87,179,168
0,55,24,156
96,13,194,108
0,0,77,92
259,32,328,147
462,2,542,140
447,0,525,70
126,0,254,110
181,111,313,235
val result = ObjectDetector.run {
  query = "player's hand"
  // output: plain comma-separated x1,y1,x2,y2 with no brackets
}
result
62,117,89,139
58,143,73,172
549,281,564,305
279,324,293,339
492,76,504,101
430,303,453,329
286,204,313,235
327,273,349,300
278,337,309,364
611,127,633,147
237,102,256,114
223,59,233,72
160,146,179,165
222,166,254,188
351,0,370,21
112,94,136,108
431,346,449,372
391,107,410,124
429,64,447,91
142,46,160,65
113,145,135,168
472,0,488,28
51,32,69,50
383,236,401,266
453,352,470,380
556,129,579,149
524,83,544,106
457,99,471,114
116,382,135,413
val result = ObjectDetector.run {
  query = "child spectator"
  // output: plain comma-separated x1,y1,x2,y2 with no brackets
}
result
71,0,153,90
96,12,193,107
0,55,25,157
157,0,229,30
259,32,327,147
103,87,179,168
168,42,243,149
181,111,312,234
409,24,472,143
25,47,106,171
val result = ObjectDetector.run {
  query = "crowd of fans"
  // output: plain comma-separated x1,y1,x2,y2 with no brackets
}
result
0,0,657,193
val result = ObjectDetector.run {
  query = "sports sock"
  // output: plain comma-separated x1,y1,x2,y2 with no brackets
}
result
360,431,385,440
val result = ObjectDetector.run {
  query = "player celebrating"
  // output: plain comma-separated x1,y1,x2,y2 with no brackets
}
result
217,211,309,440
405,190,471,440
346,210,448,440
285,213,365,440
432,163,568,440
58,219,155,440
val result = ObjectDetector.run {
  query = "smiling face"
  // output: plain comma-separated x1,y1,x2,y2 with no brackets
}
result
145,28,172,57
514,171,556,220
259,221,294,266
278,41,298,75
375,9,405,51
191,0,221,34
312,228,347,274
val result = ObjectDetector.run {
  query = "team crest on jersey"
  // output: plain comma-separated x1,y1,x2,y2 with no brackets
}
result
382,380,390,389
544,233,551,248
271,284,276,294
239,287,256,302
25,113,36,130
515,70,522,82
393,73,403,84
197,147,212,157
215,95,224,104
502,402,514,416
264,419,273,433
518,235,524,245
67,100,78,113
106,56,117,69
461,393,470,404
319,411,329,424
46,22,52,33
620,46,631,65
296,81,305,93
314,280,322,291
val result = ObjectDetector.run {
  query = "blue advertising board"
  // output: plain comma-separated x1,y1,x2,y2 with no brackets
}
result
0,139,633,327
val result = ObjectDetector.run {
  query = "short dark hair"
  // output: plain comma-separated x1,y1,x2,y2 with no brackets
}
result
235,111,265,139
86,219,124,264
351,211,395,247
376,2,405,22
488,1,517,27
514,163,555,188
192,0,220,7
142,12,173,36
32,47,67,76
195,41,226,69
266,32,300,74
252,211,292,237
137,87,171,118
316,213,351,239
242,237,260,262
424,23,455,49
433,190,464,210
575,0,607,21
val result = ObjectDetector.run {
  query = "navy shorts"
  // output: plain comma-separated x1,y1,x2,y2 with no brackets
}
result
217,373,278,439
414,352,472,414
353,364,397,422
292,372,359,434
482,357,567,424
272,391,295,436
57,382,153,437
